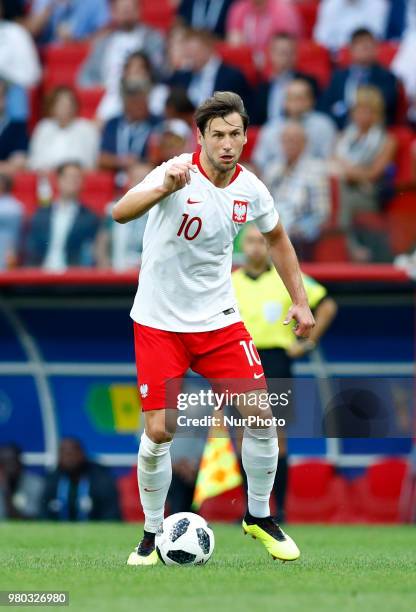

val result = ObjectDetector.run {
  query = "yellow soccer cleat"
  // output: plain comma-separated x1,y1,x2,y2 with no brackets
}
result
127,531,158,566
242,512,300,562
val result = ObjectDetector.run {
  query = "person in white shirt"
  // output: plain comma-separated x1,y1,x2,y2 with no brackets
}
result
112,91,315,566
314,0,389,52
252,78,337,170
0,1,41,88
392,0,416,123
262,121,330,261
77,0,164,90
28,86,99,171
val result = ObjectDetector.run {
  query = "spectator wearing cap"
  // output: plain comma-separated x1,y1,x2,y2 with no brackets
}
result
25,162,100,270
78,0,164,91
96,51,169,123
226,0,302,66
28,86,99,171
320,28,398,129
252,78,337,170
177,0,234,38
169,28,251,110
99,78,162,175
254,32,320,125
0,174,23,270
0,79,28,177
314,0,389,52
26,0,110,44
150,118,193,165
0,444,45,520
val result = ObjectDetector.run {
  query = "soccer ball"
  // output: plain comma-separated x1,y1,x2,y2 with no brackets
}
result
155,512,215,566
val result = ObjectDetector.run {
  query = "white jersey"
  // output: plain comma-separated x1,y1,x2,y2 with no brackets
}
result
129,152,279,332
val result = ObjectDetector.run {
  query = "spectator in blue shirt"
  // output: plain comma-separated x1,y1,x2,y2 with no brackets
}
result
0,174,23,270
27,0,110,44
0,79,28,176
99,78,161,183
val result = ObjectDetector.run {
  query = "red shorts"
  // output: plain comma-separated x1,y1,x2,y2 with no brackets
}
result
133,321,266,411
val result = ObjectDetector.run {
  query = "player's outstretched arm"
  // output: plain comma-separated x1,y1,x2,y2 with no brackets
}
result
263,221,315,338
112,162,196,224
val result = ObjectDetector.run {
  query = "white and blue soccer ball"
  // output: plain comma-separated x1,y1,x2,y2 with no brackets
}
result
155,512,215,566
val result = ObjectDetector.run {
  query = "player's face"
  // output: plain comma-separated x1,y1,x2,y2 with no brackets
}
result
198,113,247,174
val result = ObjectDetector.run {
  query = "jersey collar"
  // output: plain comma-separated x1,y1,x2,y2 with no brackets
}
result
192,151,242,186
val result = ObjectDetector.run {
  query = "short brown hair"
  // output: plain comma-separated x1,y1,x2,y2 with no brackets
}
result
195,91,249,135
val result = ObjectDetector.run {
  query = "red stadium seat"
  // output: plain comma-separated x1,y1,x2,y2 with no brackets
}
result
199,486,246,522
76,87,105,119
215,43,259,85
297,41,331,88
386,194,416,254
350,459,408,523
297,0,320,39
117,468,144,522
313,232,350,262
13,171,115,218
12,172,38,216
240,126,260,162
80,171,116,216
262,40,330,87
337,42,399,68
140,0,176,32
43,42,91,90
389,126,414,184
286,461,352,522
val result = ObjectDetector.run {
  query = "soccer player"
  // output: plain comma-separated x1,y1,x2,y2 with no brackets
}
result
232,223,338,522
112,91,315,565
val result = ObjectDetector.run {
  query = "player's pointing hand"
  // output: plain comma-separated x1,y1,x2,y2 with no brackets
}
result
163,162,197,194
283,303,315,338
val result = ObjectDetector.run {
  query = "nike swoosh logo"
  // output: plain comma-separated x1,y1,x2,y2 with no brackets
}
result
187,198,201,204
143,487,162,492
253,372,265,379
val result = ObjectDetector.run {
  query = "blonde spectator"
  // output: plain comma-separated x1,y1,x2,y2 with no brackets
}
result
331,85,396,261
28,87,99,171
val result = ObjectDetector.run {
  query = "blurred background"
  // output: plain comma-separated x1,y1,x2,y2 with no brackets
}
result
0,0,415,526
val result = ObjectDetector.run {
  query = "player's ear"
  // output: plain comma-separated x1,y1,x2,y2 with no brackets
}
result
243,131,248,145
196,128,203,145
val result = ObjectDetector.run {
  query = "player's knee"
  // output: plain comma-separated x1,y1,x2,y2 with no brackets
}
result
146,425,173,444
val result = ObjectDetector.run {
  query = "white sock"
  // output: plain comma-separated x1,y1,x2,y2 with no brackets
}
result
137,431,172,533
242,427,279,518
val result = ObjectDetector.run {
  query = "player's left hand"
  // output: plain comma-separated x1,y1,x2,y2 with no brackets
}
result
283,303,315,338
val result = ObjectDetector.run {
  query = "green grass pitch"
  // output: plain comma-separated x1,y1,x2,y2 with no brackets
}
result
1,522,415,612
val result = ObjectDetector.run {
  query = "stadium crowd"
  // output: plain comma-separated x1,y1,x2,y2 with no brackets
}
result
1,0,416,270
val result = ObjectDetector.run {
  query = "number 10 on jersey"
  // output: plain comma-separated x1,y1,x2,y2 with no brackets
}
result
177,214,202,241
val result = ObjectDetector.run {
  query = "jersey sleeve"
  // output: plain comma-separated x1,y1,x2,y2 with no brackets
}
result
303,275,328,309
252,178,279,233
